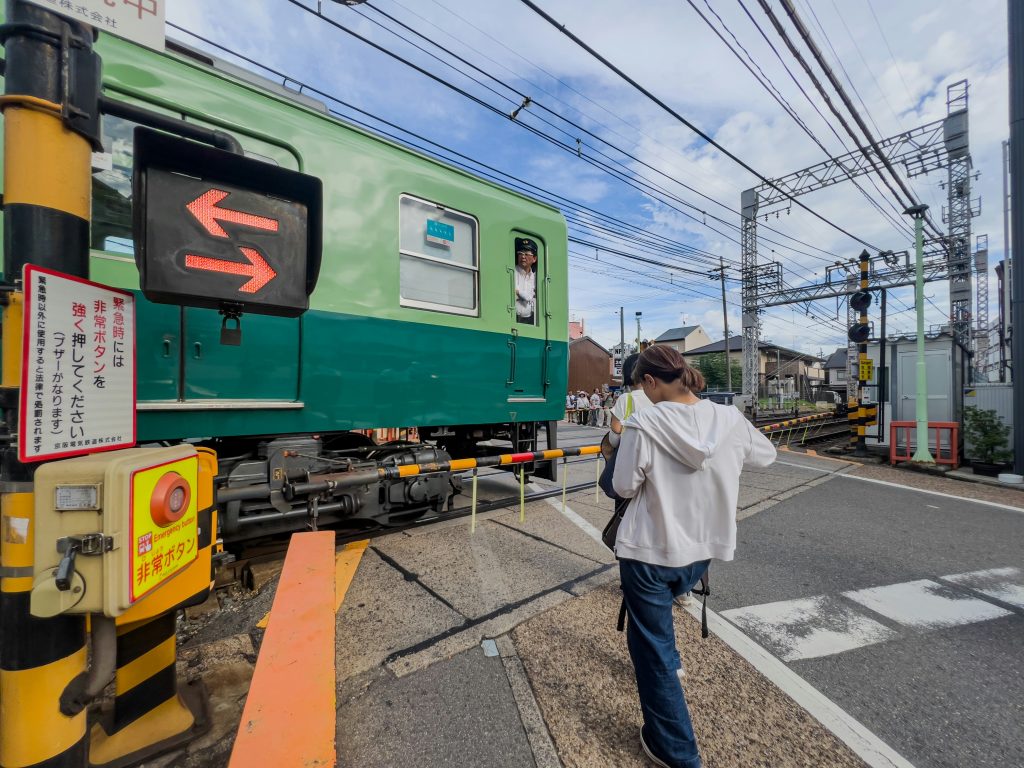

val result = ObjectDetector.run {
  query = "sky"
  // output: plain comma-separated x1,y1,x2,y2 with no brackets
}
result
169,0,1010,362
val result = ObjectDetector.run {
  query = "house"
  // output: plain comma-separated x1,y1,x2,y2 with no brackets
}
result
684,336,824,400
568,336,612,393
568,319,585,340
823,348,848,398
653,325,713,354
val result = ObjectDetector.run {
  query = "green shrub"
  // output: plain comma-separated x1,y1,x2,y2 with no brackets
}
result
962,406,1011,464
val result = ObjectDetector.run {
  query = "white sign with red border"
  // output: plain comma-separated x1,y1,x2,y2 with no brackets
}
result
19,265,136,463
22,0,165,52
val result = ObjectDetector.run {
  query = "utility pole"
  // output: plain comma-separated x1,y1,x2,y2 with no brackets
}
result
619,306,625,384
1011,0,1024,474
635,311,642,351
711,259,732,392
1002,139,1010,382
907,204,936,463
0,3,101,766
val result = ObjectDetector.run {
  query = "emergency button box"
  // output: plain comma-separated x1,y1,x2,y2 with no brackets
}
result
31,445,200,618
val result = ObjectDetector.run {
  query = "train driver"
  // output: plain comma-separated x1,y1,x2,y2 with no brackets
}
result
515,237,538,324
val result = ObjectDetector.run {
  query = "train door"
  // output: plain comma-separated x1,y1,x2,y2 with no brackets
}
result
179,126,302,403
506,233,548,403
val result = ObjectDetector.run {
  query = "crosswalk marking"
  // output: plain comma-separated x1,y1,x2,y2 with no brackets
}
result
843,579,1011,629
720,568,1020,663
941,566,1024,609
720,596,897,662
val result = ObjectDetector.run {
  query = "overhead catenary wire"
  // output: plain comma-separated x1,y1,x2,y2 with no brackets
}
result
773,0,944,240
686,0,913,240
354,0,848,267
167,15,863,347
516,0,885,253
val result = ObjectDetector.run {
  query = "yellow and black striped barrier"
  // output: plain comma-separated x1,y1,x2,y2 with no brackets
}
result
758,411,836,434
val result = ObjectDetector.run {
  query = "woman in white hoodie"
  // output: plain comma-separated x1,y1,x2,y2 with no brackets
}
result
612,345,776,768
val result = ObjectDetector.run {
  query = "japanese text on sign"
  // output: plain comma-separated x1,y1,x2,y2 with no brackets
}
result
22,0,165,51
129,458,199,602
859,360,875,381
19,266,136,463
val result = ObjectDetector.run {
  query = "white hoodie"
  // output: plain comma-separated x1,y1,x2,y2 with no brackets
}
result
612,399,777,567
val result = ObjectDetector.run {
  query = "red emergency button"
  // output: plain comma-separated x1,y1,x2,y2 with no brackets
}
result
151,472,191,527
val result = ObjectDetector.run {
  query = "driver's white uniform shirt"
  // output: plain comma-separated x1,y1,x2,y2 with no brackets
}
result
515,267,536,321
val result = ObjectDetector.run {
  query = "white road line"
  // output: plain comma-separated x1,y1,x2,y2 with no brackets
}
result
772,459,838,474
844,579,1011,629
684,603,916,768
836,474,1024,514
545,497,604,544
942,567,1024,609
721,596,897,661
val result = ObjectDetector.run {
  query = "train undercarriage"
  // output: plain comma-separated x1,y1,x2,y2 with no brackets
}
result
207,421,558,546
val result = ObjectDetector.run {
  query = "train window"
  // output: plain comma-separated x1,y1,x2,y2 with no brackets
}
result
398,195,478,315
91,113,138,254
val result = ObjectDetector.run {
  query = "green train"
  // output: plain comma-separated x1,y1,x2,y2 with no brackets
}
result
11,30,569,540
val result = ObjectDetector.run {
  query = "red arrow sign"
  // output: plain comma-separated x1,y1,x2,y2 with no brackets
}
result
184,246,277,293
186,189,280,239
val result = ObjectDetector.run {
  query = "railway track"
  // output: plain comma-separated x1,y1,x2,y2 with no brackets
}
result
225,476,602,582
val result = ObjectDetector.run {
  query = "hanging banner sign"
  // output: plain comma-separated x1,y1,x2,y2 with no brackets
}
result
22,0,166,51
19,265,136,463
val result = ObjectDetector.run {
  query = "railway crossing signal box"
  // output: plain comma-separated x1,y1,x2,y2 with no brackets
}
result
132,127,323,321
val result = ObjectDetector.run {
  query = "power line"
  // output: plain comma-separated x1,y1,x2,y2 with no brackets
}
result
686,0,913,240
734,0,914,237
356,0,845,265
517,0,885,252
774,0,944,240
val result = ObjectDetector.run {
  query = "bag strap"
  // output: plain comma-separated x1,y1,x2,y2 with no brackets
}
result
690,570,711,639
624,392,634,419
617,597,627,632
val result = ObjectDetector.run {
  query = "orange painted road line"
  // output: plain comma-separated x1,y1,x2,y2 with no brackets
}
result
229,532,337,768
256,539,370,629
335,540,368,613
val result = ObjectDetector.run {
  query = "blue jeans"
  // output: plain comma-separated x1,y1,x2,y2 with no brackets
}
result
620,558,710,768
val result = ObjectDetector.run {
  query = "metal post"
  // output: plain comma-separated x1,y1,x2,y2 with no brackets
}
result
635,311,642,351
720,258,732,392
740,188,759,415
878,288,887,442
907,204,936,463
1001,139,1010,382
854,251,870,457
0,3,101,767
1011,0,1024,473
619,306,624,380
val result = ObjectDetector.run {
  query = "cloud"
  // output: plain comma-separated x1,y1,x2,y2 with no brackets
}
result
167,0,1007,361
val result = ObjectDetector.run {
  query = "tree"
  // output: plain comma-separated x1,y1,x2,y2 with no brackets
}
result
694,353,742,391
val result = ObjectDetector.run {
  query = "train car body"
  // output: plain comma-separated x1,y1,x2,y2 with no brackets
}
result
1,29,569,539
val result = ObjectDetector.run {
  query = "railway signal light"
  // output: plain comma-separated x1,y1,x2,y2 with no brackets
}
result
848,322,870,343
850,290,873,312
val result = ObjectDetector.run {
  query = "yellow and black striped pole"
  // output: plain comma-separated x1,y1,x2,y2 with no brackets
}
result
0,4,101,767
845,251,873,457
855,250,870,456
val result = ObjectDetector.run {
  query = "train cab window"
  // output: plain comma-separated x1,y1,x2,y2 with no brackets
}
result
513,236,539,325
398,194,479,315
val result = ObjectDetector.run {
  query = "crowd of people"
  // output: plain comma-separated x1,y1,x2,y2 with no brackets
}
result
564,387,616,426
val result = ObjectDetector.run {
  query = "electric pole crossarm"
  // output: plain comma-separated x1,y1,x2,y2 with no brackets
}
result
755,119,948,209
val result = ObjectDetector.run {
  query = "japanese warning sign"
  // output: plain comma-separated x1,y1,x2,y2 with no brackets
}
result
129,455,198,603
19,265,136,463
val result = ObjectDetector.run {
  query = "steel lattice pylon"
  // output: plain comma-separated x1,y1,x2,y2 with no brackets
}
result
975,234,990,376
740,80,976,408
943,80,978,350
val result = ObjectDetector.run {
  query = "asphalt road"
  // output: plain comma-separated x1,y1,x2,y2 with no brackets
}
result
711,460,1024,768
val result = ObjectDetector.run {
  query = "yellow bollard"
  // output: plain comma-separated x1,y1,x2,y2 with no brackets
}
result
470,469,478,534
519,465,526,524
561,458,568,514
